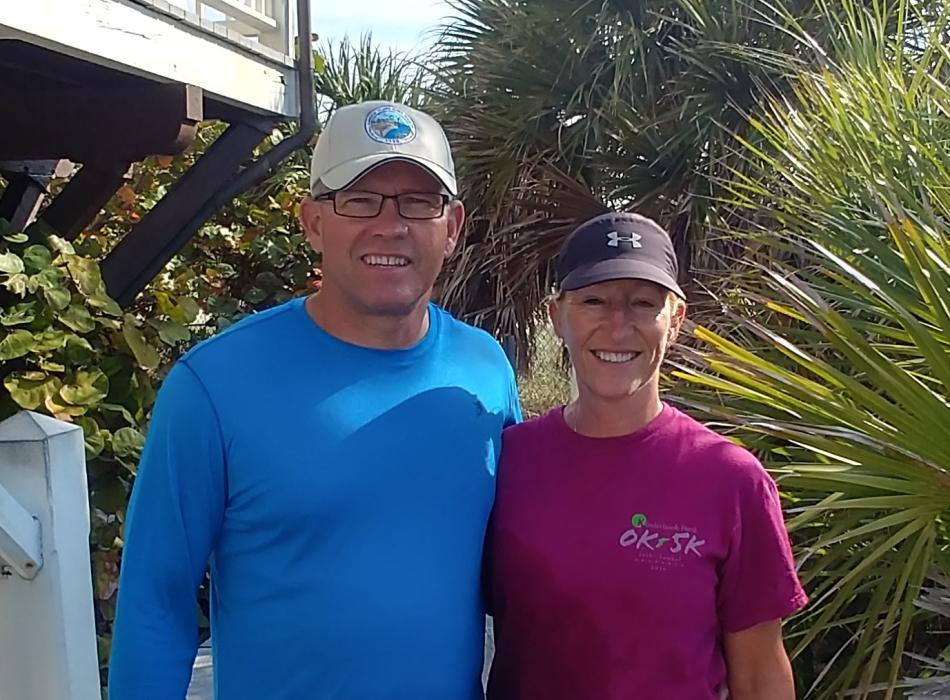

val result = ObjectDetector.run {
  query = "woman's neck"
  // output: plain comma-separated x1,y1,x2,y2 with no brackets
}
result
564,385,664,438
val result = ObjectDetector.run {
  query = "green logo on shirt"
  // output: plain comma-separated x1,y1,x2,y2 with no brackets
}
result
630,513,648,527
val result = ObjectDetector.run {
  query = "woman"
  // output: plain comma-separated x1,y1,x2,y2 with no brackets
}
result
487,212,807,699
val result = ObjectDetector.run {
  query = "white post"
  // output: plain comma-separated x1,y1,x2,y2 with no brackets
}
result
0,481,42,579
0,411,100,700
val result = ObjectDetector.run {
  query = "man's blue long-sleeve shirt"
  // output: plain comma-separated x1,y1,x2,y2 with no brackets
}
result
108,298,521,699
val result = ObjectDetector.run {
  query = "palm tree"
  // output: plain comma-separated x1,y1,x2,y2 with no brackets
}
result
314,33,433,121
431,0,885,360
906,577,950,697
671,2,950,695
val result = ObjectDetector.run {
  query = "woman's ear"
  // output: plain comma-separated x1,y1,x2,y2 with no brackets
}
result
667,296,687,346
548,296,564,340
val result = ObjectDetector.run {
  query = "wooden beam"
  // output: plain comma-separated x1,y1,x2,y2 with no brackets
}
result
40,160,131,240
0,175,45,232
0,84,202,162
101,121,271,307
0,161,71,231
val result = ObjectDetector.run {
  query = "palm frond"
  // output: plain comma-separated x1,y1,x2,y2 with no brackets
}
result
434,0,888,354
672,2,950,695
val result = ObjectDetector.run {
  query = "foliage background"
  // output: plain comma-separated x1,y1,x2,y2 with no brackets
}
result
0,35,437,686
2,2,950,696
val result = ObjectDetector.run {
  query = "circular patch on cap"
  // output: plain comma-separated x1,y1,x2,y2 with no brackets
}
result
364,105,416,145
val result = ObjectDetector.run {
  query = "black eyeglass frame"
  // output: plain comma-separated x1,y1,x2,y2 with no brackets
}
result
314,191,452,220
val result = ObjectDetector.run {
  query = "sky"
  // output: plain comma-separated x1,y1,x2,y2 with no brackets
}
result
311,0,459,55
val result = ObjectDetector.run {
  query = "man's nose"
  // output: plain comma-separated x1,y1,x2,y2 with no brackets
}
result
373,197,409,235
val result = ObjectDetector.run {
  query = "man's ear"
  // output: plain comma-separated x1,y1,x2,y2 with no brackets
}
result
443,199,465,258
299,197,324,254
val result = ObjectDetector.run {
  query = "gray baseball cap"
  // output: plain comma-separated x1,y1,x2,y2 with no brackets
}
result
556,212,685,298
310,101,457,196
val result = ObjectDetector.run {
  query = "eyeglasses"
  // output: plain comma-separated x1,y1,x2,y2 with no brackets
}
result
315,191,450,220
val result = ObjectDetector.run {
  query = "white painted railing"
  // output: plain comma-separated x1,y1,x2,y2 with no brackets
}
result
153,0,294,58
0,412,100,700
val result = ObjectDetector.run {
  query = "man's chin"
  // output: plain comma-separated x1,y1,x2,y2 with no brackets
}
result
357,294,429,318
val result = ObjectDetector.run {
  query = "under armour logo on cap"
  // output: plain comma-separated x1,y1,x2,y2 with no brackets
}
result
606,231,642,248
556,211,685,298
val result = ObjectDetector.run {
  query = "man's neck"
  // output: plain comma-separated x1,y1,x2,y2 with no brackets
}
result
565,381,663,438
305,292,430,350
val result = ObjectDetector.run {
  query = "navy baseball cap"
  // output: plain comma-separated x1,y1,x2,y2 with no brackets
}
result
555,212,685,298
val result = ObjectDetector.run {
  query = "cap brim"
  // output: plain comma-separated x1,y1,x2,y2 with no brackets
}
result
560,259,685,298
317,153,457,196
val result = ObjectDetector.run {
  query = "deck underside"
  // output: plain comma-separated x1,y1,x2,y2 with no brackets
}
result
0,0,298,119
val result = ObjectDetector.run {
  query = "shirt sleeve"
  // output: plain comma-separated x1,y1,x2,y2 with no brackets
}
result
108,360,227,699
504,363,523,427
717,462,807,634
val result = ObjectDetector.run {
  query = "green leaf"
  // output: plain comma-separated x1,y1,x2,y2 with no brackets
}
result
32,329,67,352
208,295,239,316
155,291,176,316
42,285,72,311
154,320,192,346
46,234,75,255
121,319,160,370
66,255,104,296
166,296,200,324
178,298,200,323
87,293,122,316
75,416,106,457
0,329,35,360
59,369,109,406
111,426,145,460
3,273,28,296
63,334,95,364
255,271,284,291
3,373,60,410
32,266,67,291
59,304,96,333
44,391,87,417
22,245,52,273
98,402,136,426
3,232,28,244
1,302,37,327
0,252,25,274
245,287,267,304
93,478,129,515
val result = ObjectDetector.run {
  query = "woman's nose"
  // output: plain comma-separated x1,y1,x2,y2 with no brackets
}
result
608,308,631,337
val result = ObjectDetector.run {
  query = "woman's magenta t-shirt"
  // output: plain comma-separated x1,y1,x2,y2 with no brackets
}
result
486,404,807,700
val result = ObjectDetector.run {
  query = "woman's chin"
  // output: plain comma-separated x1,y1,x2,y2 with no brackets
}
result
579,380,648,404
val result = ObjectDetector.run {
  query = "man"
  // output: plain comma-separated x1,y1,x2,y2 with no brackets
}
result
109,101,522,699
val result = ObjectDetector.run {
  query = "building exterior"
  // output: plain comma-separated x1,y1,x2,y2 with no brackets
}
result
0,0,314,306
